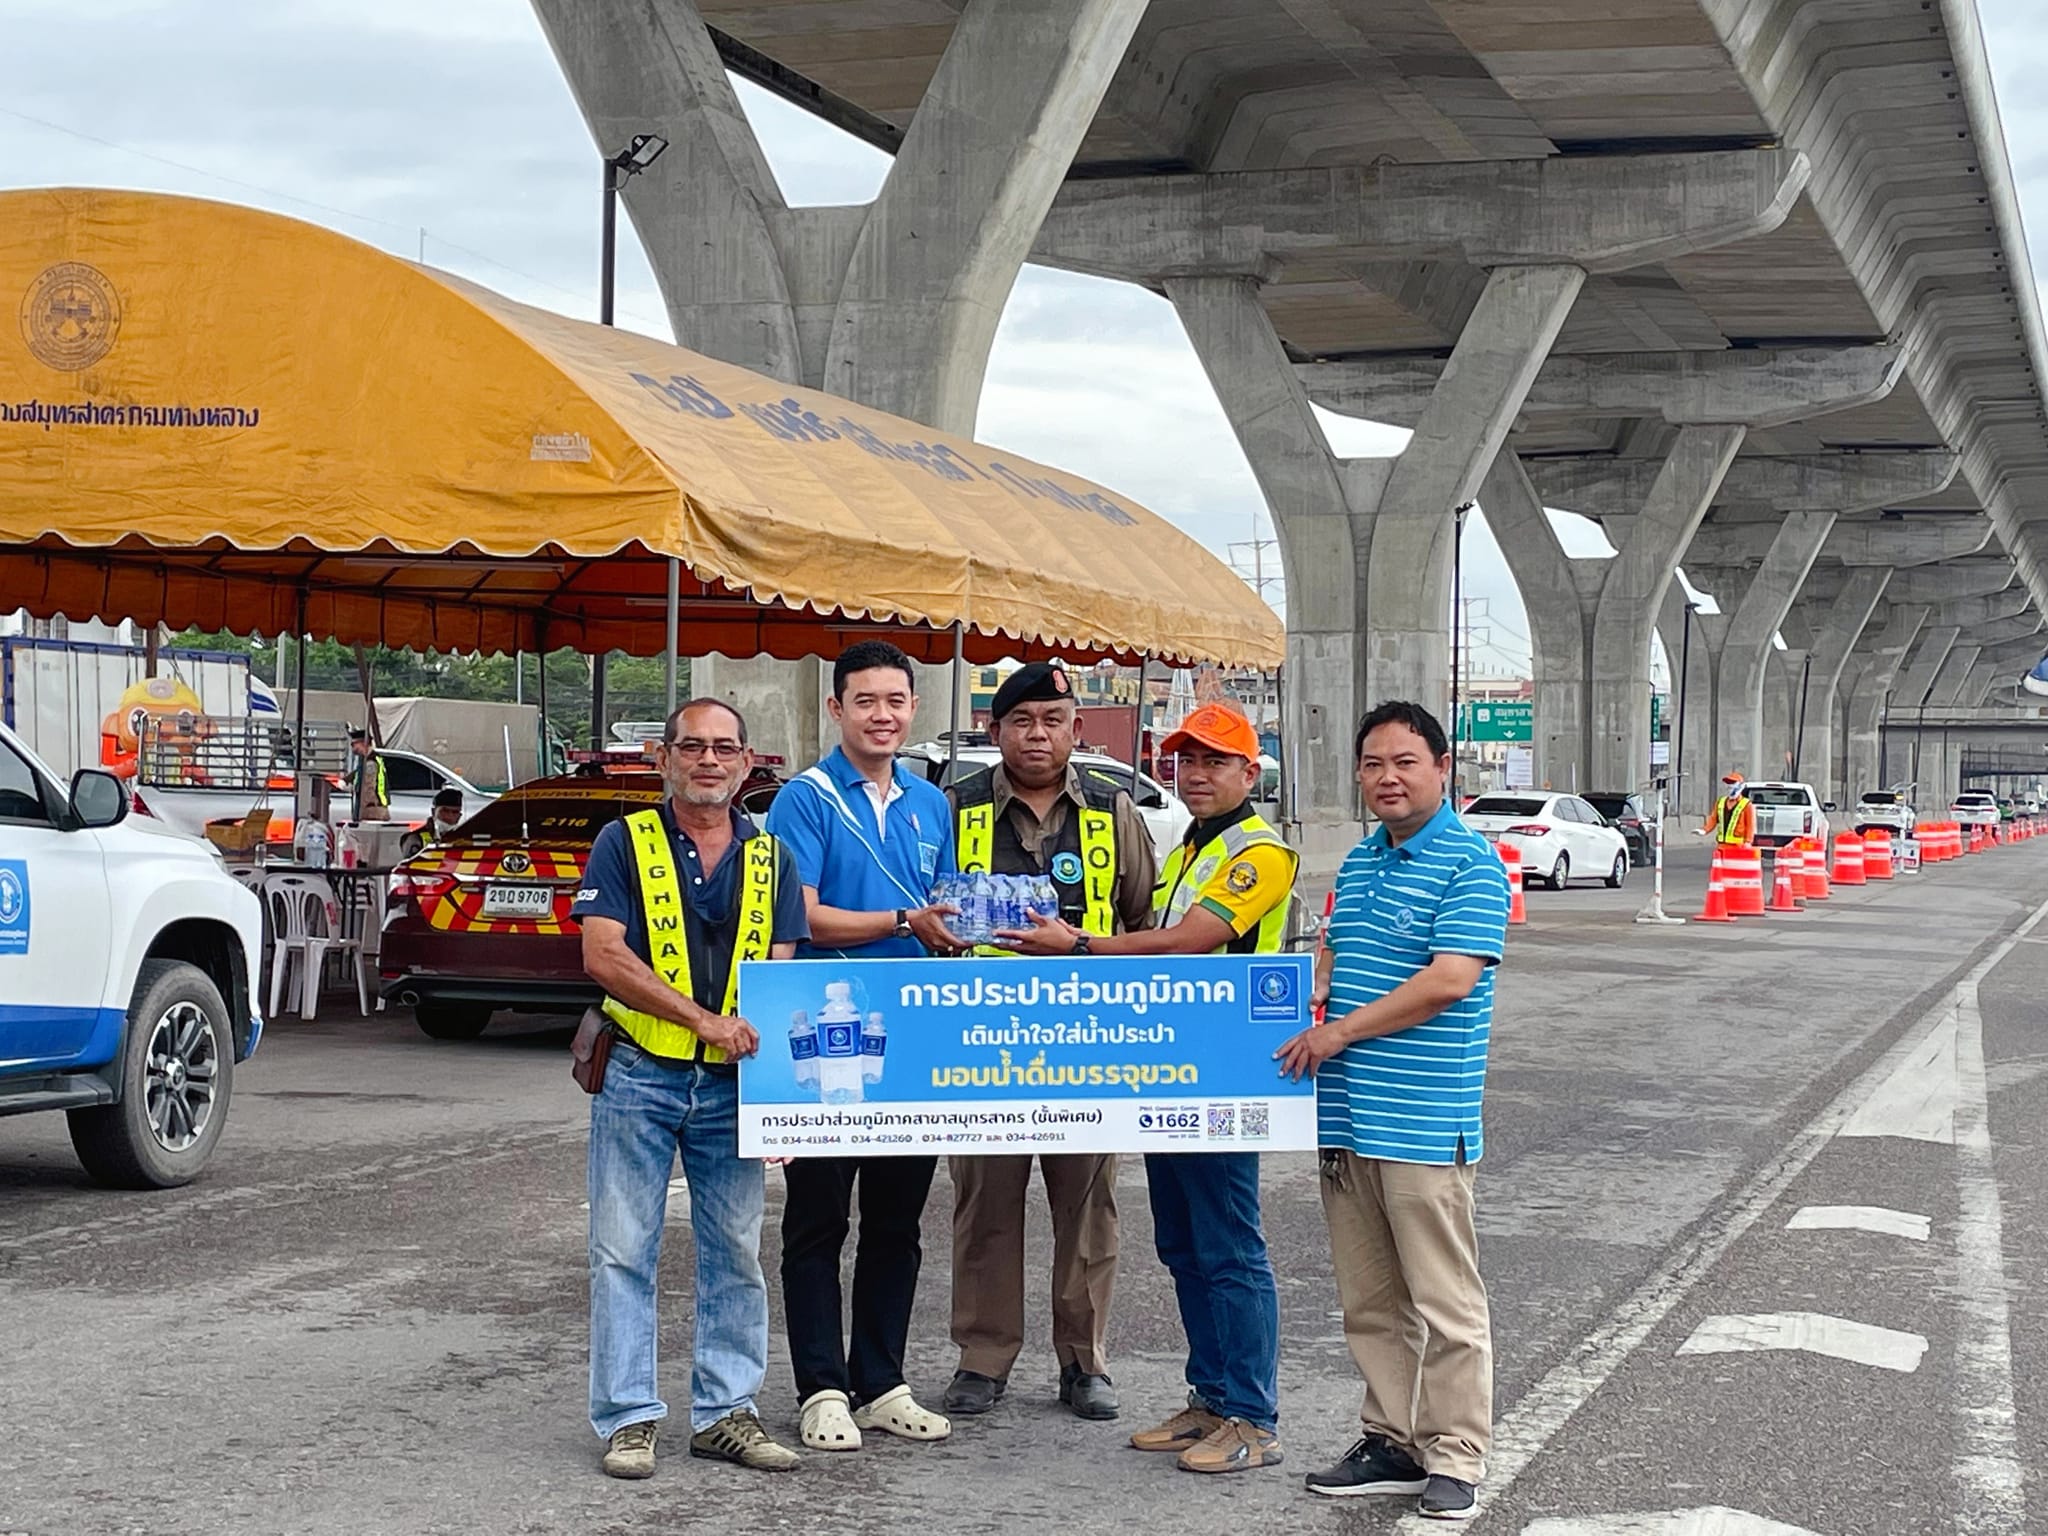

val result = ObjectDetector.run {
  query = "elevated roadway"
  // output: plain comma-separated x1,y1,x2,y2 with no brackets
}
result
533,0,2048,840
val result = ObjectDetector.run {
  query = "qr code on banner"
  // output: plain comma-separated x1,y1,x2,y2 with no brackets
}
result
1207,1104,1236,1140
1240,1103,1271,1140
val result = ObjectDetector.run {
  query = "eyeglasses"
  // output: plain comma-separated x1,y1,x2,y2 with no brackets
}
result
665,738,744,761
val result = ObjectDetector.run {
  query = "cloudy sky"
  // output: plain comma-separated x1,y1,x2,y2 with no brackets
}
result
4,0,2043,677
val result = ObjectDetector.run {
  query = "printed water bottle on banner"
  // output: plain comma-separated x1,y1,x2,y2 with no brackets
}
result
788,1009,819,1091
861,1011,887,1085
815,981,866,1105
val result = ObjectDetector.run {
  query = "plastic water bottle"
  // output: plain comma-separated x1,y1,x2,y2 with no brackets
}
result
963,873,995,946
788,1009,819,1091
1030,874,1061,924
990,874,1022,938
861,1011,887,1085
815,981,865,1105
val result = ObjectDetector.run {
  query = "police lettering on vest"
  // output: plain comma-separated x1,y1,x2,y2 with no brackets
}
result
1155,811,1298,955
601,809,779,1063
953,766,1119,938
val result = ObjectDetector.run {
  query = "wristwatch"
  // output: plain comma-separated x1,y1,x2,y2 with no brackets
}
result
893,908,913,938
1071,931,1092,956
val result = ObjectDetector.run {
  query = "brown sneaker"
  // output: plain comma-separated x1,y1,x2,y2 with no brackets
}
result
689,1409,800,1471
1177,1417,1283,1475
602,1420,659,1479
1130,1397,1226,1453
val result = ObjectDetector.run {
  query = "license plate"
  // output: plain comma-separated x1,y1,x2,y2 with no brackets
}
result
482,882,553,918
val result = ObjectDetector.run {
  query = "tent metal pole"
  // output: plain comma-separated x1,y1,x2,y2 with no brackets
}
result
946,622,965,780
664,558,681,715
1131,656,1148,773
292,586,309,768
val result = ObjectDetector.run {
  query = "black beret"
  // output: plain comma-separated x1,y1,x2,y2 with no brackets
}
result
989,660,1074,721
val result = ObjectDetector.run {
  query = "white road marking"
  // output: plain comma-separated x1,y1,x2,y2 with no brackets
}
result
1951,975,2024,1528
1390,890,2048,1536
1784,1205,1930,1242
1522,1509,1819,1536
1835,1011,1957,1142
1677,1311,1927,1373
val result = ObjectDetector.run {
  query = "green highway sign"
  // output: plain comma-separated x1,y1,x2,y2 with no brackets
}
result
1459,700,1533,743
1652,692,1668,737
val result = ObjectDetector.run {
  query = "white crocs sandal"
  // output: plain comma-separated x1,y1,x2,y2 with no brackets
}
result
801,1389,862,1451
853,1385,952,1442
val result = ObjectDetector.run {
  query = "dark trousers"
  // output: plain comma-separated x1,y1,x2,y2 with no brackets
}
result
1145,1150,1280,1429
781,1154,939,1405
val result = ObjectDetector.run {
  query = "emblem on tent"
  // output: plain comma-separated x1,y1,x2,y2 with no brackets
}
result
20,262,123,372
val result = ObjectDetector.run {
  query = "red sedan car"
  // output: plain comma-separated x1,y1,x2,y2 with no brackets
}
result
380,766,779,1039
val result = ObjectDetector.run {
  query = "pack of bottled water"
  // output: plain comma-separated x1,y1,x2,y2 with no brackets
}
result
930,871,1062,946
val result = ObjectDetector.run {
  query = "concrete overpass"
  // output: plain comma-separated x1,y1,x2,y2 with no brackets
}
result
530,0,2048,856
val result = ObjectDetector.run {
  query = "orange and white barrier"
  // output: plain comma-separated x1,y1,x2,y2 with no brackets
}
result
1768,850,1803,912
1724,845,1767,916
1697,846,1735,923
1863,829,1895,880
1830,832,1867,885
1499,843,1526,926
1797,837,1831,901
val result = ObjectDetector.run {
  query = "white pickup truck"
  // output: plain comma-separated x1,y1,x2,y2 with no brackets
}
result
0,721,264,1187
1743,781,1832,850
1951,791,2002,832
131,742,493,844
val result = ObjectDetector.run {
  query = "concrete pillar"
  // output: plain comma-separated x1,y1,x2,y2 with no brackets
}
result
1365,265,1585,713
1795,567,1890,803
534,0,1148,757
1584,428,1747,790
1481,451,1597,792
1711,511,1836,779
1926,646,1983,711
1961,661,1999,710
1844,605,1929,795
1765,604,1817,785
1164,275,1382,853
1893,628,1960,710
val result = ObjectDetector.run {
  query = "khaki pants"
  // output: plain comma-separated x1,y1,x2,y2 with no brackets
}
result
1319,1149,1491,1482
950,1153,1117,1378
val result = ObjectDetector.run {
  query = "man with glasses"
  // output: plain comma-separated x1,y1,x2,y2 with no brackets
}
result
573,698,810,1480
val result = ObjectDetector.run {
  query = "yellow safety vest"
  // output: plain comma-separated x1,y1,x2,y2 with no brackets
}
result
1154,810,1298,954
600,809,779,1063
1711,795,1753,846
956,794,1118,939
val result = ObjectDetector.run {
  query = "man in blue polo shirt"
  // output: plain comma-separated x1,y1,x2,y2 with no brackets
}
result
1275,700,1509,1523
764,639,961,1454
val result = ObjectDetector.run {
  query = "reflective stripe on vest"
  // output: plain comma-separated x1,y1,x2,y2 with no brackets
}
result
956,799,1117,939
601,809,778,1063
1153,812,1298,954
1714,796,1750,845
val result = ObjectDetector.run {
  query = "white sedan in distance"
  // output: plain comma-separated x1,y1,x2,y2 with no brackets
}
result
1461,792,1632,890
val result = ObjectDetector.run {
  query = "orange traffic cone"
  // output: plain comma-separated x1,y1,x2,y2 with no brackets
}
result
1831,832,1866,885
1863,829,1894,879
1697,845,1735,922
1499,844,1527,926
1768,851,1803,912
1725,845,1767,915
1797,837,1830,901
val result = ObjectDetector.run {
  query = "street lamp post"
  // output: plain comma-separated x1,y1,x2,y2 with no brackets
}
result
593,132,670,748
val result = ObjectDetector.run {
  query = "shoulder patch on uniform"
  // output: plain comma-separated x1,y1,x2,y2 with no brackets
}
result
1225,859,1259,894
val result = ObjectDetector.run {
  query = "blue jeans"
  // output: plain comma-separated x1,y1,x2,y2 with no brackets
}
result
1145,1151,1280,1430
589,1039,767,1438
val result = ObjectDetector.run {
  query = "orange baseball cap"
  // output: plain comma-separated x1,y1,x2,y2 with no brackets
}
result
1160,702,1260,761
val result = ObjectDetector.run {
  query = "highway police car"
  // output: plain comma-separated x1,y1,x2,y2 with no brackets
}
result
0,721,263,1188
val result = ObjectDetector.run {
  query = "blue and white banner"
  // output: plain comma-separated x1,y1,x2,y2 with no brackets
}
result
736,953,1316,1156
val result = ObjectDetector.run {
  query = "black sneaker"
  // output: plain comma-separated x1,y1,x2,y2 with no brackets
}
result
1418,1474,1479,1520
1304,1435,1429,1498
942,1369,1006,1415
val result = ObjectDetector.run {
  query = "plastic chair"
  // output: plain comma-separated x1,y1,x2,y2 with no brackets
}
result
264,872,370,1020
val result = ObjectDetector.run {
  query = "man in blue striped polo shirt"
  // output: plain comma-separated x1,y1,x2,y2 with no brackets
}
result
1275,700,1509,1522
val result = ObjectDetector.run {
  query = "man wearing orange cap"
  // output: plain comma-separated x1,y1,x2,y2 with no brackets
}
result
1703,771,1754,847
1000,701,1298,1476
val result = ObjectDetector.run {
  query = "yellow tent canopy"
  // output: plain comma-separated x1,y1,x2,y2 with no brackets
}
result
0,188,1283,669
